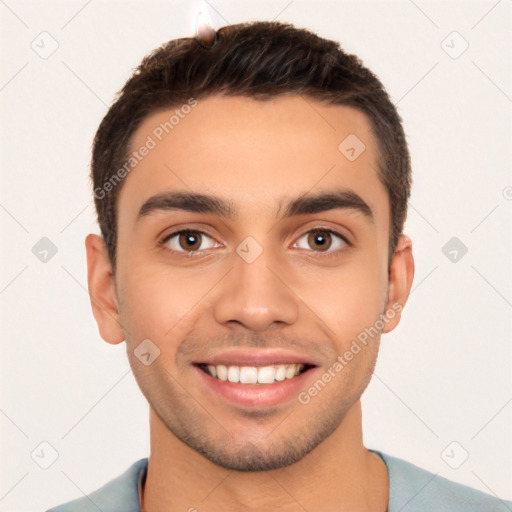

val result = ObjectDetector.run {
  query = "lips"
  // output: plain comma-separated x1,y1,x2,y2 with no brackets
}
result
194,348,320,368
192,349,318,406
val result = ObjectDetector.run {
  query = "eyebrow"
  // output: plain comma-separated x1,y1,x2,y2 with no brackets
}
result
136,189,374,222
138,191,235,219
282,190,373,221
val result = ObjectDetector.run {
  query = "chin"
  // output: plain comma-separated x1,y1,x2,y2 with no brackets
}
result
170,409,344,472
194,440,317,472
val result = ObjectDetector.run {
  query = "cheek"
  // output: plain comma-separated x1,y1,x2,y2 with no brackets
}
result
293,255,387,342
116,262,217,346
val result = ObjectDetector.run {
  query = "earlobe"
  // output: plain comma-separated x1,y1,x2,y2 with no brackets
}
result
382,234,415,333
85,234,125,345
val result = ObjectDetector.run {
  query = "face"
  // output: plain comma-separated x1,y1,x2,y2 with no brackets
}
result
87,95,413,471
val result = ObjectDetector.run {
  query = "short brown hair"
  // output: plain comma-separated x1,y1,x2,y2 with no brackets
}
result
91,20,411,271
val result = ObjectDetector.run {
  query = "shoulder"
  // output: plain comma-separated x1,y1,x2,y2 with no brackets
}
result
374,450,512,512
46,458,148,512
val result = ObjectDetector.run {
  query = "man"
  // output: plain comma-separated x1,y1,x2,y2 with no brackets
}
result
48,20,511,512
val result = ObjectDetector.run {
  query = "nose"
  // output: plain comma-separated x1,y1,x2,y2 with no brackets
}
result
212,248,300,332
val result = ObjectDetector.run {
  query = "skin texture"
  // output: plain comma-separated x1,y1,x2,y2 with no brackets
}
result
85,95,415,511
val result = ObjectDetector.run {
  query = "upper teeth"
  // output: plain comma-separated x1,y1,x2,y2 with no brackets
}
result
206,364,305,384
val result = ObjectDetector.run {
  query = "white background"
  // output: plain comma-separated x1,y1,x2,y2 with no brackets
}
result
1,1,511,510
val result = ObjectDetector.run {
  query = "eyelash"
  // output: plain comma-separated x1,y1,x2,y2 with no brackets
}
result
159,228,351,259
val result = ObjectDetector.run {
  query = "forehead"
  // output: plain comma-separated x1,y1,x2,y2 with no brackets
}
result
118,94,388,223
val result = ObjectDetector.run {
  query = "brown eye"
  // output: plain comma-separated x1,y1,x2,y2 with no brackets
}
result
294,228,347,254
307,230,332,251
164,230,218,253
178,231,202,251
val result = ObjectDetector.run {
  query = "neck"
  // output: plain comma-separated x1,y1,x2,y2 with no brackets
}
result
141,401,389,512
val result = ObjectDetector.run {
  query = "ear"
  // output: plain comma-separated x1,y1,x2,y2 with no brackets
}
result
85,234,125,345
382,234,415,333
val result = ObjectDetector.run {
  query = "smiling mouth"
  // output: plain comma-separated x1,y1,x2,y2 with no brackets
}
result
196,363,314,384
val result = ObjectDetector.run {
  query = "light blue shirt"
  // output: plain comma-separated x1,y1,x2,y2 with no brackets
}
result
47,450,512,511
